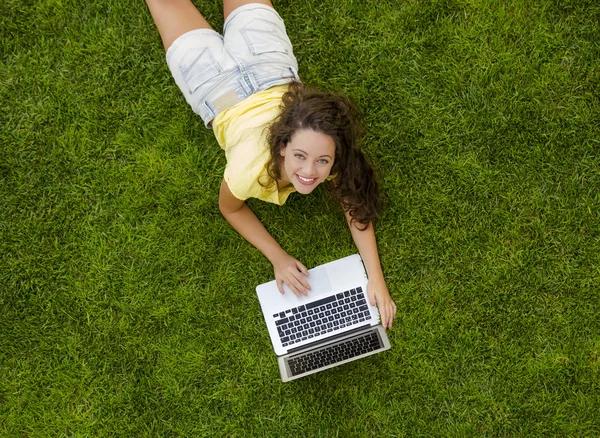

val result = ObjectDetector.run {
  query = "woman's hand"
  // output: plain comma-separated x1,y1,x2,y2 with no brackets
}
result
367,277,397,329
219,180,310,297
272,253,311,297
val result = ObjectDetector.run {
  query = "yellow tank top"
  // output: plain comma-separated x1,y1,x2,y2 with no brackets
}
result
211,84,295,205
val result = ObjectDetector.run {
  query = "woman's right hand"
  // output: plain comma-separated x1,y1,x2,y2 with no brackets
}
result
272,252,311,297
219,180,310,296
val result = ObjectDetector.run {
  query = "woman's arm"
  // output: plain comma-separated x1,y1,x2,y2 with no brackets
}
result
344,211,397,329
218,179,311,296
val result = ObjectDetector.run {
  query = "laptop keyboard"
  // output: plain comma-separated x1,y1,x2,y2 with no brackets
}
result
273,287,371,347
287,330,383,377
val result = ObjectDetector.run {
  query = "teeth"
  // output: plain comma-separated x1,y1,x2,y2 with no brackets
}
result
297,175,316,183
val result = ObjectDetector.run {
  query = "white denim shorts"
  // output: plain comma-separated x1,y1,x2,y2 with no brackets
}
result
166,3,300,127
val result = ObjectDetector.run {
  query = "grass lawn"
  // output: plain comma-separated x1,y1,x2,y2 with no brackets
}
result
1,0,599,435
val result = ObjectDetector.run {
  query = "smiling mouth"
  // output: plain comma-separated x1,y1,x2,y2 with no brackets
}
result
296,174,317,185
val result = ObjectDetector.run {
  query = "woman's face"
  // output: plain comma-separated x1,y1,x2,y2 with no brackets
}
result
279,129,336,195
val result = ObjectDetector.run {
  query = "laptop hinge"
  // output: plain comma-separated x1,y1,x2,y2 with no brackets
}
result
285,324,372,355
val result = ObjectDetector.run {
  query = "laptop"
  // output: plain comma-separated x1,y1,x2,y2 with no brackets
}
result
256,254,391,382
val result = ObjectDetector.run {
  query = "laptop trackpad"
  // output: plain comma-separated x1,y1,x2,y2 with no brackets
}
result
283,267,332,297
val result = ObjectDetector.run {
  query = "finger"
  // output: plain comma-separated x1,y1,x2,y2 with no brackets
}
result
283,277,303,297
295,260,310,277
293,270,311,293
388,303,397,328
294,262,311,291
285,268,308,294
367,286,376,306
289,273,309,296
379,306,392,328
382,309,390,329
279,274,301,296
276,278,285,295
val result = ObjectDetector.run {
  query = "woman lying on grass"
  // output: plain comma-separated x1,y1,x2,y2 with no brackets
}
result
145,0,397,328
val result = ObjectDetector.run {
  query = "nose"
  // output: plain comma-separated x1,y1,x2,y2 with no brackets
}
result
304,162,316,177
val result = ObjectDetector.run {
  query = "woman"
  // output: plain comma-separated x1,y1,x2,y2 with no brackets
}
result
145,0,397,328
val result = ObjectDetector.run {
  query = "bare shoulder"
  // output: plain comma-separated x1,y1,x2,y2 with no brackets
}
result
219,179,244,214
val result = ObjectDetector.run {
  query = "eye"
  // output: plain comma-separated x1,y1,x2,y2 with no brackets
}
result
294,154,305,160
318,159,330,164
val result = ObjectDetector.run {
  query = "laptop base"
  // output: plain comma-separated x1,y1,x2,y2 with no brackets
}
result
279,325,391,382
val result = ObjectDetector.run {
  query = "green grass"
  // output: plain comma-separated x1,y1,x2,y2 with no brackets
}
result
1,0,599,435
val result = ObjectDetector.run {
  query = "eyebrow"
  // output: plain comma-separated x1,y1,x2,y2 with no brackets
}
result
292,149,333,159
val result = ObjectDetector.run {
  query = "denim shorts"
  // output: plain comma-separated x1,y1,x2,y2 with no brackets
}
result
166,3,300,127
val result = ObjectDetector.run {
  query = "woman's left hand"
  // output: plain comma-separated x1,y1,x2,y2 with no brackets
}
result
366,278,397,329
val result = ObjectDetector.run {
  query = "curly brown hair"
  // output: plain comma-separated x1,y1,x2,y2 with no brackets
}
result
265,82,381,229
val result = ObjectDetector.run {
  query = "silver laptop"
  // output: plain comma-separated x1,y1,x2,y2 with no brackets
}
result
256,254,391,382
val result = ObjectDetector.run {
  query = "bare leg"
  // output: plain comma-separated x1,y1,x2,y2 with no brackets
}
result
223,0,274,22
145,0,214,51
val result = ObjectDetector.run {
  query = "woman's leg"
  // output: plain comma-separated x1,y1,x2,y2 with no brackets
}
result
145,0,214,51
223,0,273,21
